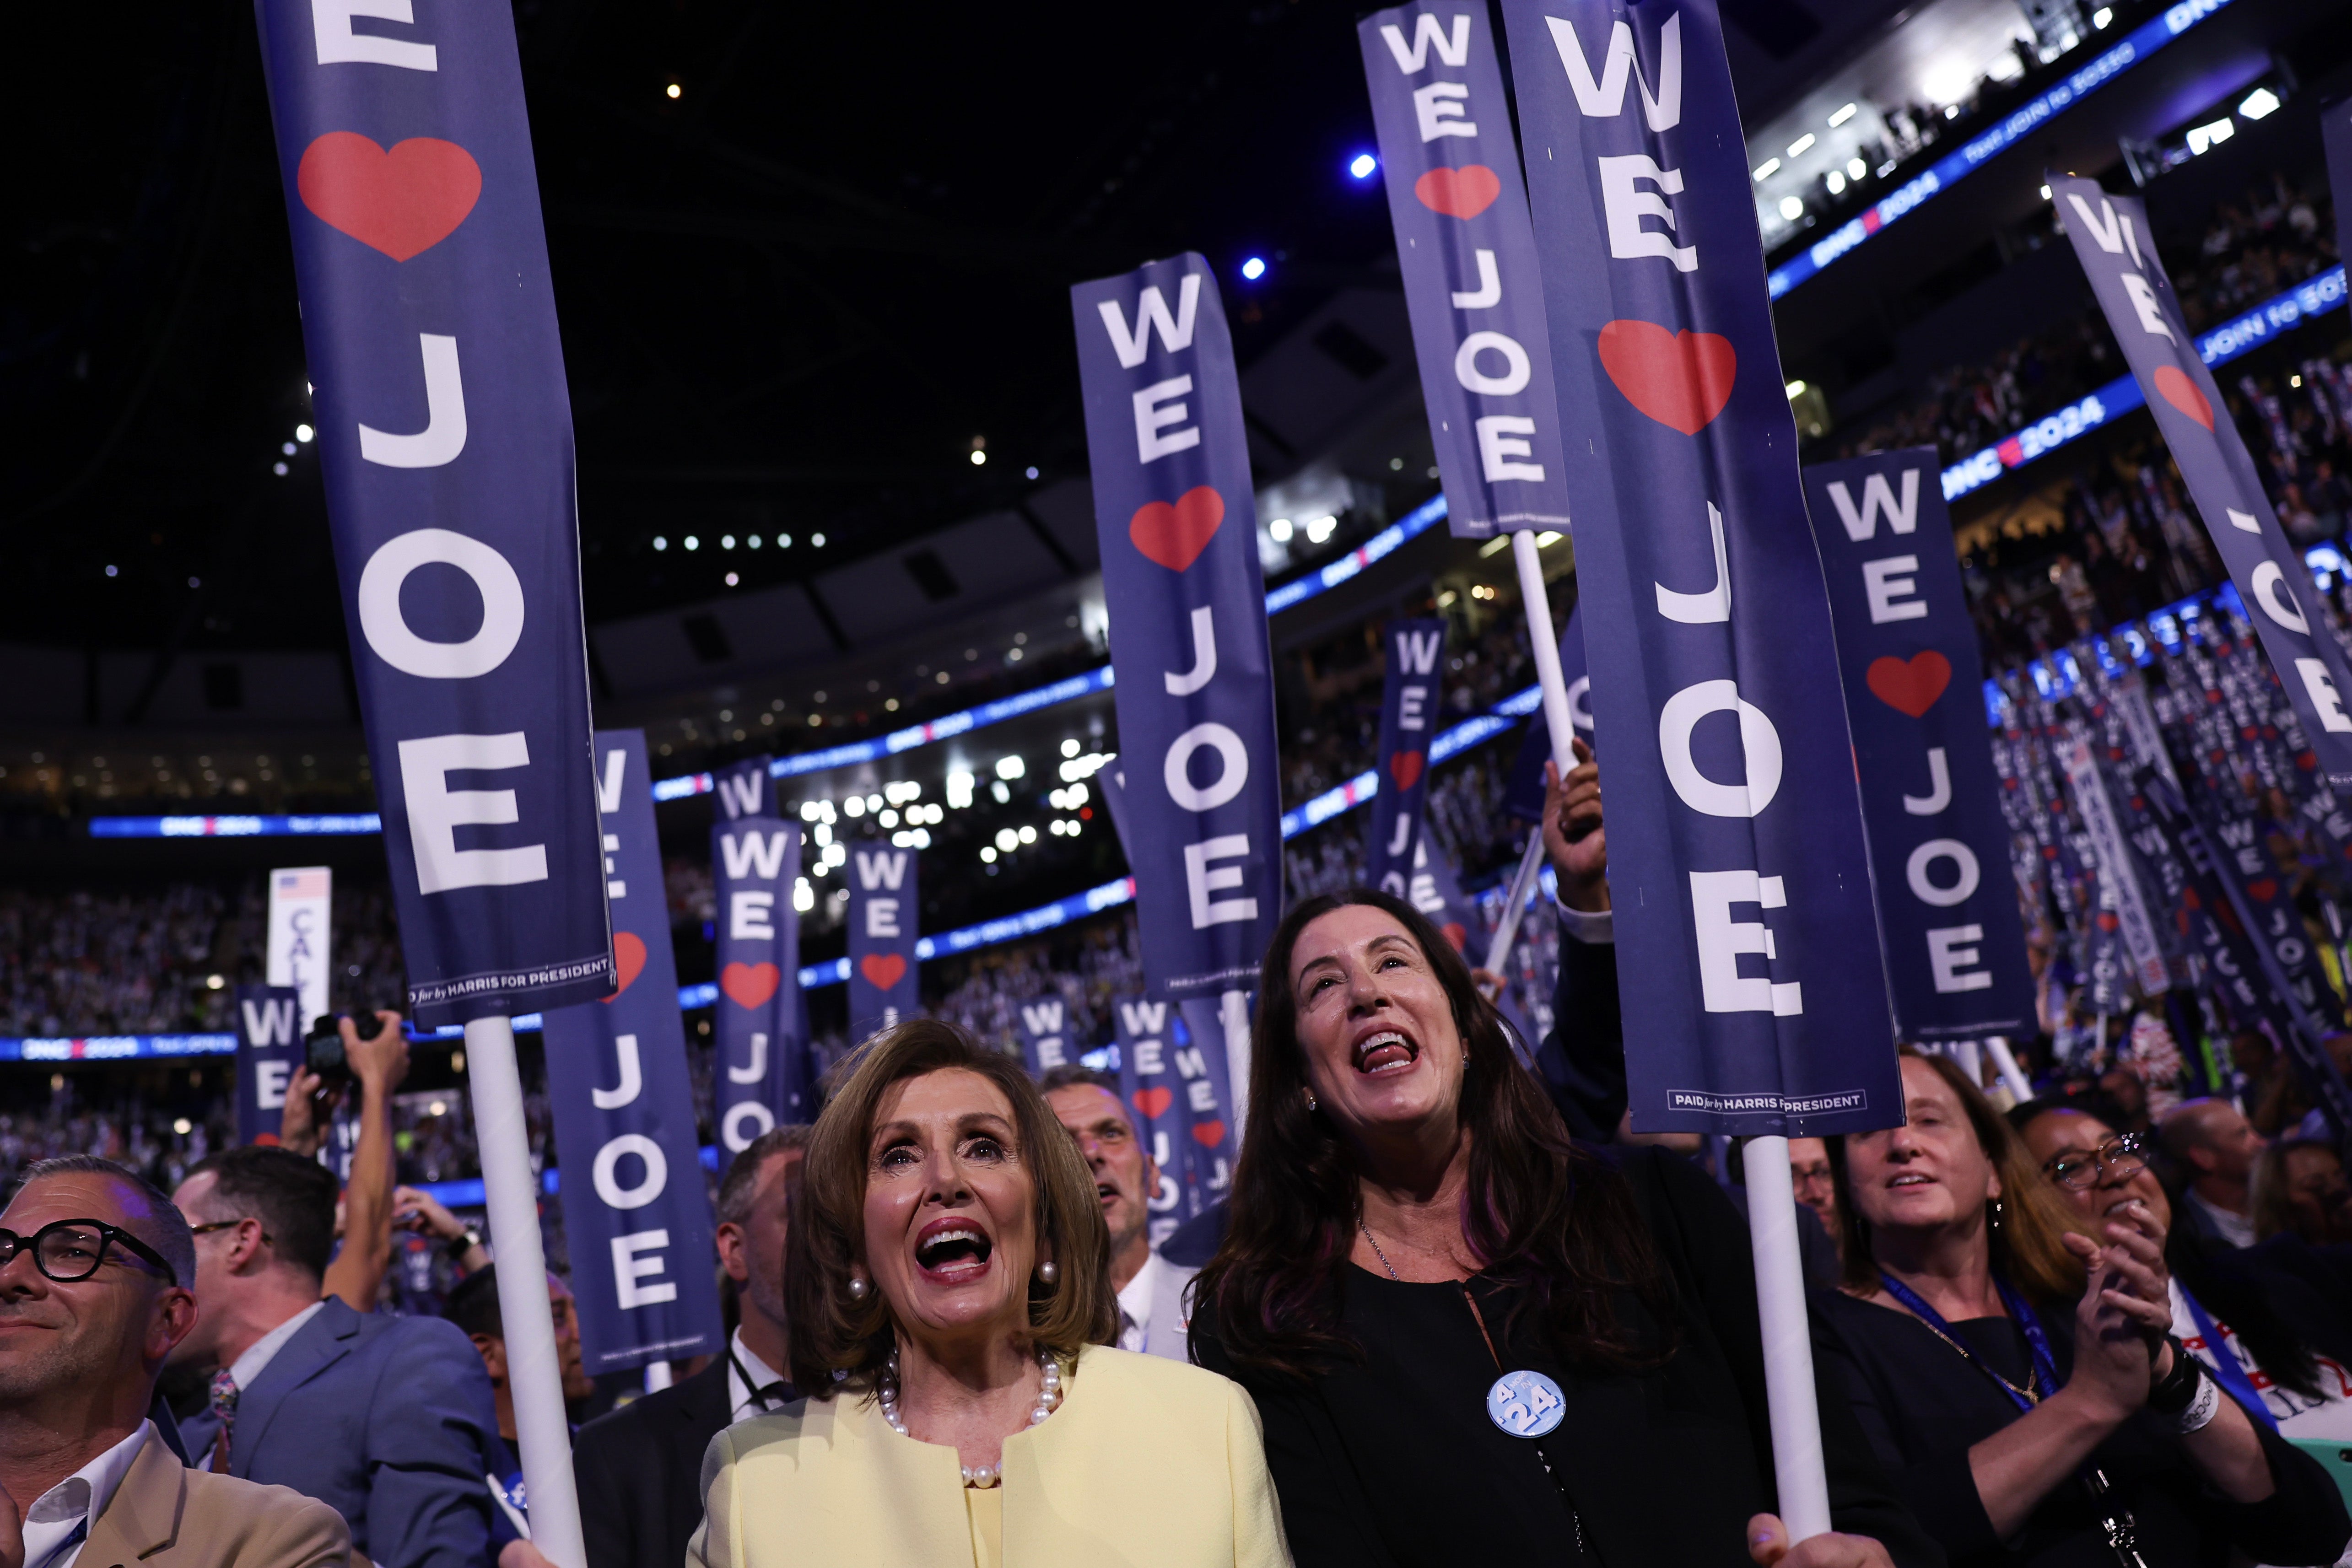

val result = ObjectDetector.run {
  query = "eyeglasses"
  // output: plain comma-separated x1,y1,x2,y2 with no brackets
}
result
189,1218,268,1242
2042,1132,2152,1190
0,1219,178,1287
1790,1165,1835,1192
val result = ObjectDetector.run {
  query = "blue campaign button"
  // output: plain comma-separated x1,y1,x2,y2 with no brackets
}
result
1485,1369,1566,1439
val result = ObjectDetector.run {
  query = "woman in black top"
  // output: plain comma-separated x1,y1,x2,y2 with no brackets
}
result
1813,1051,2347,1568
1189,887,1941,1568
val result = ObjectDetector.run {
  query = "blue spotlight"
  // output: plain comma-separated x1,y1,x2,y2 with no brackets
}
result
1240,256,1268,281
1349,152,1379,180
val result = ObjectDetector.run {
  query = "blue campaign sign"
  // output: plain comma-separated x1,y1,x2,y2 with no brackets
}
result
234,986,304,1147
252,0,612,1027
847,845,920,1036
1802,449,2035,1041
1171,999,1240,1213
1500,0,1899,1135
709,759,808,1153
2055,177,2352,792
1015,993,1076,1078
1356,4,1572,539
1114,997,1196,1244
1365,619,1449,899
541,733,722,1372
1070,257,1284,999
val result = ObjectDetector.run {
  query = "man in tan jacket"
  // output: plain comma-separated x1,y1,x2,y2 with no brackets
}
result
0,1154,348,1568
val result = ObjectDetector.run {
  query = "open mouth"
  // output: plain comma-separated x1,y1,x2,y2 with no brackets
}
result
915,1221,994,1281
1353,1029,1418,1076
1887,1173,1934,1189
1095,1181,1120,1209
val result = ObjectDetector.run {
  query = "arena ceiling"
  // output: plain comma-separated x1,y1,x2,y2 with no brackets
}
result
5,0,1908,662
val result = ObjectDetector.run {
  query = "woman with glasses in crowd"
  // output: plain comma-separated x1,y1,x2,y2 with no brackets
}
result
2011,1100,2352,1460
1813,1050,2348,1568
1191,888,1940,1568
691,1019,1289,1568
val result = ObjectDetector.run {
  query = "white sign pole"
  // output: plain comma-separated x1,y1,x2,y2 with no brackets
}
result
1983,1035,2036,1105
1743,1134,1834,1541
1482,829,1550,978
1510,534,1578,774
464,1013,586,1568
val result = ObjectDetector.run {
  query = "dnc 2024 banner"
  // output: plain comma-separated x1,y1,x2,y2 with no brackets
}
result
1501,0,1899,1135
541,733,722,1372
1357,2,1572,539
1802,449,2034,1041
1071,257,1284,1000
254,0,612,1026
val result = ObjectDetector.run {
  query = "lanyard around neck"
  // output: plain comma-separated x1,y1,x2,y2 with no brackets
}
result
2177,1287,2281,1430
1877,1269,2061,1413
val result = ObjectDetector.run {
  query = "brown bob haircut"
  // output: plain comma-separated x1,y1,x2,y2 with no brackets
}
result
784,1018,1119,1396
1829,1047,2085,1304
1193,888,1676,1383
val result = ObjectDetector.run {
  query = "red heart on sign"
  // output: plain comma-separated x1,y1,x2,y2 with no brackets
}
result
720,961,780,1010
1597,320,1738,435
1129,486,1225,572
2153,365,2214,430
1133,1087,1174,1119
1865,651,1952,717
860,954,908,991
1191,1120,1227,1149
1440,923,1468,952
602,932,647,1003
297,133,482,262
2248,878,2279,903
2096,911,2120,931
1389,751,1425,791
1413,164,1500,219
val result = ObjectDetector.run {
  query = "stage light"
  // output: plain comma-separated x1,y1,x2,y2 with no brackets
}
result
2240,87,2280,121
1241,256,1268,281
748,534,761,548
1786,379,1807,398
2185,117,2233,156
844,795,864,818
982,846,998,863
996,828,1018,852
970,449,987,465
1786,133,1815,157
1825,170,1846,195
720,534,735,549
1305,514,1338,543
174,1118,193,1136
725,571,739,586
1779,196,1805,221
1018,824,1037,845
273,462,288,476
794,879,815,912
1268,517,1293,542
665,82,681,99
812,533,826,546
1349,152,1378,179
2039,184,2051,200
2092,5,2112,25
1062,738,1081,758
879,808,899,829
1848,157,1866,180
997,754,1025,781
778,533,791,547
1828,102,1858,128
104,565,117,577
1536,531,1564,548
1753,158,1780,181
295,424,313,442
653,536,667,550
684,535,699,550
1025,466,1039,480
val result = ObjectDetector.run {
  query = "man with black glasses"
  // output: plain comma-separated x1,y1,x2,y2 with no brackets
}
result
0,1154,350,1566
170,1146,500,1568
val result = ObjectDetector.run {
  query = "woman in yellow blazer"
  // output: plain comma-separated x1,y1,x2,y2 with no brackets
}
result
690,1018,1289,1568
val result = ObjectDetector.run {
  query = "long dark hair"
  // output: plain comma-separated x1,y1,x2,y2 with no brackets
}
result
1192,888,1676,1383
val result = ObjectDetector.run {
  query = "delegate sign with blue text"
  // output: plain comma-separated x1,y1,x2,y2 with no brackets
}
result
1357,4,1572,539
541,732,721,1373
710,759,806,1153
234,985,304,1147
1365,619,1448,898
1501,0,1897,1134
2055,177,2352,789
254,0,611,1025
1071,257,1284,999
1803,449,2034,1040
847,845,920,1037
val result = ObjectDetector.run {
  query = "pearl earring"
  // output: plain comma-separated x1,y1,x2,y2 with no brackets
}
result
1038,1260,1058,1285
848,1275,869,1301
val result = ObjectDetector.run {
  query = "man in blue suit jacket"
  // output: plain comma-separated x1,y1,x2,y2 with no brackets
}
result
171,1146,500,1568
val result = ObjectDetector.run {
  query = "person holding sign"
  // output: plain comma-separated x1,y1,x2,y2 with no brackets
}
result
1189,889,1937,1567
693,1020,1286,1567
1813,1053,2348,1568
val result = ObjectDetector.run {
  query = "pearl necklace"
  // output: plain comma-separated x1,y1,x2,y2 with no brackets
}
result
875,1345,1063,1489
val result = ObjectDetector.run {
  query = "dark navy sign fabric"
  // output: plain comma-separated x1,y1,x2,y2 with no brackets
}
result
1015,993,1076,1078
1501,0,1898,1134
1507,602,1591,820
2325,100,2352,310
1071,257,1284,999
1803,449,2034,1040
253,0,612,1026
1365,619,1449,899
541,732,722,1372
1357,4,1573,539
234,985,304,1146
847,845,920,1036
709,759,806,1153
2055,177,2352,789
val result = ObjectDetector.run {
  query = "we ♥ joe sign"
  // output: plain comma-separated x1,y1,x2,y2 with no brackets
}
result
1070,258,1284,1000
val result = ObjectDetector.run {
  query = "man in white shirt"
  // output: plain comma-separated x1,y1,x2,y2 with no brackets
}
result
1042,1066,1193,1360
2162,1098,2266,1250
0,1154,347,1567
